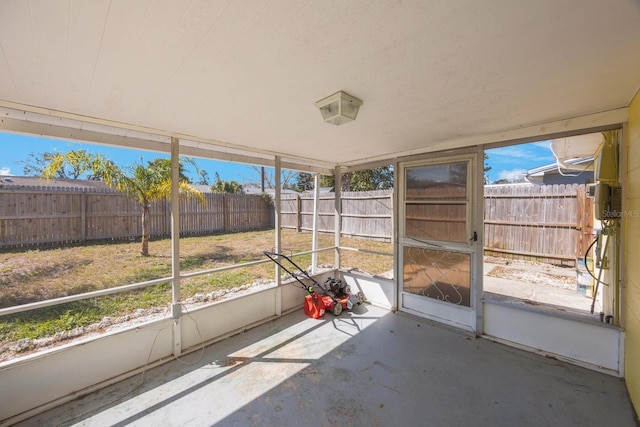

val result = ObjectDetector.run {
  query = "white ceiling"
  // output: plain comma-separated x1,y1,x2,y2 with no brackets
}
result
1,0,639,170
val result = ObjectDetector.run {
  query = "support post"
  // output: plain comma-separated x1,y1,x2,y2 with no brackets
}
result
474,147,485,334
334,166,342,270
274,157,282,315
312,173,320,274
170,137,182,357
392,162,399,311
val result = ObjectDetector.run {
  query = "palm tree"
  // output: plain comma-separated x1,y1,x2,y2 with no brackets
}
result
44,154,204,256
210,172,243,194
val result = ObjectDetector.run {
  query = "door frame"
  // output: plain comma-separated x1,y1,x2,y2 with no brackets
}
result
397,148,484,333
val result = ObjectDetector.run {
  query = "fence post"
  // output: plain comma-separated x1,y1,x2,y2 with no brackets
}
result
223,194,229,232
81,192,87,242
296,193,301,232
576,185,594,259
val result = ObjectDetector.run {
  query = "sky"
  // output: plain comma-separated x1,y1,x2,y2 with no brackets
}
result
485,141,555,183
0,131,557,185
0,132,258,185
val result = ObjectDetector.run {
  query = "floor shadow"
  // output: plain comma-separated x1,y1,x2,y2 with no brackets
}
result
18,306,636,427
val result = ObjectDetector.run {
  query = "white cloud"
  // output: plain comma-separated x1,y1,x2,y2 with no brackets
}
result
489,146,531,158
531,140,552,149
0,167,11,176
498,169,526,181
487,142,553,162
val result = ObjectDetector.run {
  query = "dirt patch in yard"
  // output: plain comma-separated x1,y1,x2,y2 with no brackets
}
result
486,265,577,290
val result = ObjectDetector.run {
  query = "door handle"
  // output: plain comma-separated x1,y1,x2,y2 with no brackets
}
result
470,231,477,242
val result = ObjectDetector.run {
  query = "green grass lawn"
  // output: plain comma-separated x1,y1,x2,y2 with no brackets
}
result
0,229,392,357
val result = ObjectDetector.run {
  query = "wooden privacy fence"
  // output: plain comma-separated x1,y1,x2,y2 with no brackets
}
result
0,185,273,248
484,184,593,266
282,184,593,266
1,183,593,265
281,189,393,241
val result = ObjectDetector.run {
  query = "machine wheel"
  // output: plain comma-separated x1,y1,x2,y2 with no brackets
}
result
332,302,343,316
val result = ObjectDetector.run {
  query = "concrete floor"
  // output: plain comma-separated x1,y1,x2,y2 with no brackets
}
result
19,304,635,427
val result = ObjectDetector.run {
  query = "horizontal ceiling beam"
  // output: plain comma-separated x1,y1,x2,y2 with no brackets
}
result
0,101,336,175
339,107,629,167
0,115,335,175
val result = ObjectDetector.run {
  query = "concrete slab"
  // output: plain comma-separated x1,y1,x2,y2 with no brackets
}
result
17,305,635,426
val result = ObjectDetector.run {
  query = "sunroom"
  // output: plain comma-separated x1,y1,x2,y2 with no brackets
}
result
1,1,640,425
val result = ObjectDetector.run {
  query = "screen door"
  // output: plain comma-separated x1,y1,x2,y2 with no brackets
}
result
399,154,480,332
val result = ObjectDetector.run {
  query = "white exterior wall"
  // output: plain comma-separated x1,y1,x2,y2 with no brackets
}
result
0,318,174,423
483,300,622,375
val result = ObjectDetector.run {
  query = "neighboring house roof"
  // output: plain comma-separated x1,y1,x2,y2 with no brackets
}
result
525,157,594,185
0,176,112,190
243,185,299,195
302,187,335,194
191,184,214,193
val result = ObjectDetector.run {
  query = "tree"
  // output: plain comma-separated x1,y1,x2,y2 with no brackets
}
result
43,153,204,256
493,178,512,184
21,151,56,177
145,158,192,182
22,149,109,180
484,152,492,184
295,172,314,192
315,174,334,189
196,169,211,186
245,166,298,190
182,157,210,185
340,166,394,191
295,173,337,192
211,172,243,194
